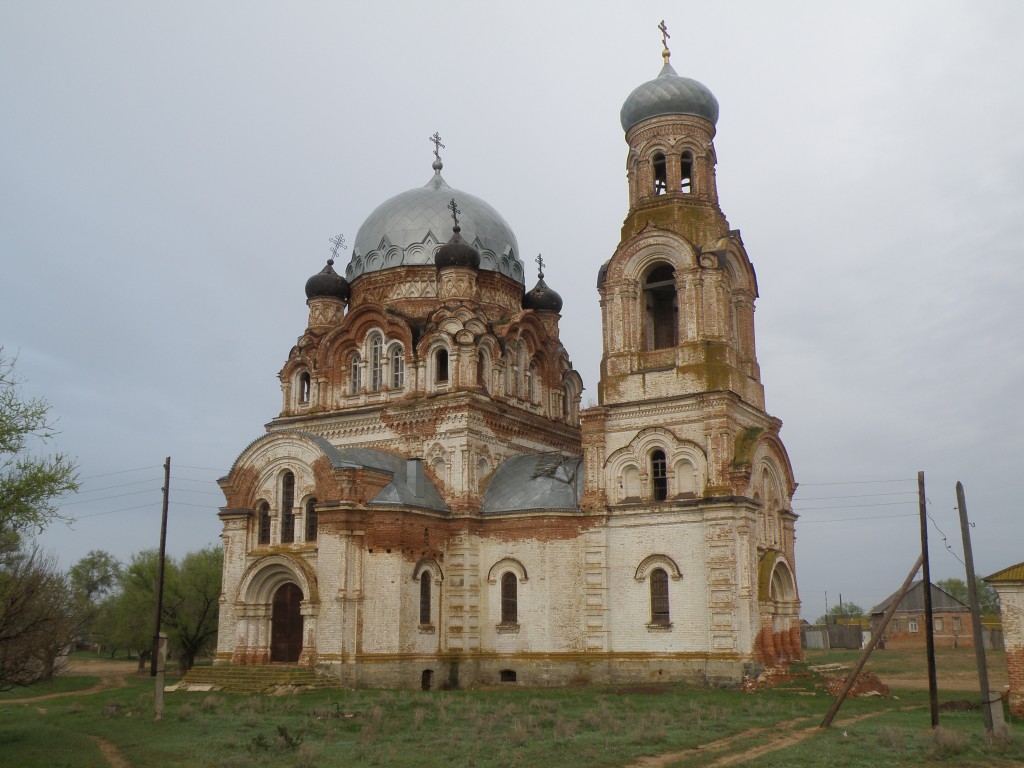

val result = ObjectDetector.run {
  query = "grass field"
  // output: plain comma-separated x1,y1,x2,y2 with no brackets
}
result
0,649,1019,767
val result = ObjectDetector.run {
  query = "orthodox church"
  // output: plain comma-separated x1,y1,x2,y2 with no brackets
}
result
215,36,801,688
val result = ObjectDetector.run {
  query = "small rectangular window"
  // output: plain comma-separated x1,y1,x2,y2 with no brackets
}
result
909,618,918,633
934,617,944,632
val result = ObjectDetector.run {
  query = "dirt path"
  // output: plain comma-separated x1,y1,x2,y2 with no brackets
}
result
627,710,889,768
90,735,130,768
2,659,138,704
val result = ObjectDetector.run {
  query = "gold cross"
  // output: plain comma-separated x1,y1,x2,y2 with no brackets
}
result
659,19,671,62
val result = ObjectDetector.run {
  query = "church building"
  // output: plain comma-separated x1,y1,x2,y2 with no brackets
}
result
215,34,800,688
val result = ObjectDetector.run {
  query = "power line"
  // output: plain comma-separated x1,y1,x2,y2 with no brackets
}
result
66,477,162,495
73,502,162,519
76,466,161,481
793,500,919,512
797,478,915,487
58,488,161,507
174,464,230,473
794,490,918,501
800,513,918,524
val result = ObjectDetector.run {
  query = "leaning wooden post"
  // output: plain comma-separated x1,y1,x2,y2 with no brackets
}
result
956,481,1008,736
821,554,923,729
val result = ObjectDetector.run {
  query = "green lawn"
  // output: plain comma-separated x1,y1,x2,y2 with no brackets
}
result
0,658,1019,768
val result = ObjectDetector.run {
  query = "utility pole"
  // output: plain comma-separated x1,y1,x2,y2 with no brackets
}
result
151,457,170,677
919,470,939,727
956,481,1008,736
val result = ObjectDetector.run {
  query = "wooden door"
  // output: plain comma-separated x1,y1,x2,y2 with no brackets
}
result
270,583,303,662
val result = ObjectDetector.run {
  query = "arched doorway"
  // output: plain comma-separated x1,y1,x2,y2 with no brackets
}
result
271,583,303,662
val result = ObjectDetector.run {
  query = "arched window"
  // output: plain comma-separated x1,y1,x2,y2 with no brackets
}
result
281,472,295,543
680,150,693,193
419,572,431,625
298,371,311,404
435,348,449,384
305,497,317,542
526,363,537,403
501,572,517,624
477,352,488,392
650,568,670,625
644,264,678,350
390,345,405,389
652,152,667,195
651,450,668,501
257,502,271,545
370,334,383,391
350,353,361,395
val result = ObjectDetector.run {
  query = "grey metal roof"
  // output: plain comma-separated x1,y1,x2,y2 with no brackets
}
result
482,453,583,515
869,580,970,615
335,447,449,512
620,61,719,132
348,164,524,284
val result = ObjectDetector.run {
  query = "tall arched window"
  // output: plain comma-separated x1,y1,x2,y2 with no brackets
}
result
298,371,311,404
435,348,449,384
281,472,295,543
680,150,693,193
501,572,518,624
390,345,405,389
526,363,538,403
650,568,670,625
350,353,361,395
652,152,667,195
370,334,383,391
305,497,317,542
257,502,271,545
477,351,488,392
644,264,678,350
651,450,668,501
419,572,432,625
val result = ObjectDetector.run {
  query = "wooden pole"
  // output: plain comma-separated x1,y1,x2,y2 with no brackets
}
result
956,481,1004,735
919,470,939,727
150,457,170,677
821,554,923,728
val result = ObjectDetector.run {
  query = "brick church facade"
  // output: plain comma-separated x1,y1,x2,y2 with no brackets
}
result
214,38,801,688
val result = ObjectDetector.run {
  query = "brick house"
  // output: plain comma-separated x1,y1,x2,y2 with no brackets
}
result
984,562,1024,716
870,581,972,649
213,37,801,689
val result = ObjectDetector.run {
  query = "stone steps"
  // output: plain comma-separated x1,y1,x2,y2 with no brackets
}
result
177,664,337,693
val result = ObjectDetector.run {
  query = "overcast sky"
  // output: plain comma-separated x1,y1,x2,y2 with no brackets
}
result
3,2,1022,622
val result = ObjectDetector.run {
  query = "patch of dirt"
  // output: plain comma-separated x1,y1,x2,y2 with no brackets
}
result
938,699,980,711
823,671,890,697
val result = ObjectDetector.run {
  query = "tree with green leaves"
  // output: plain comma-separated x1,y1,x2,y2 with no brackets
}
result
816,601,866,625
936,576,1000,615
0,350,79,536
69,550,122,649
95,546,222,672
0,351,80,689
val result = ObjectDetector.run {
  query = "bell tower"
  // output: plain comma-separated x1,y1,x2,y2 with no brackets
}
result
581,26,801,667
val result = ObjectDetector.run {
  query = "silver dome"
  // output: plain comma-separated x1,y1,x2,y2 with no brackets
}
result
620,61,719,132
349,168,524,284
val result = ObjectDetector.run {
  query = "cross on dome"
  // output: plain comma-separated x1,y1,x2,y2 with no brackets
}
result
658,19,671,63
447,197,461,229
536,253,545,279
329,233,347,265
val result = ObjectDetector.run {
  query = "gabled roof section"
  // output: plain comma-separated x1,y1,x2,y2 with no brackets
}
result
984,562,1024,584
334,447,448,513
482,453,582,515
870,580,970,615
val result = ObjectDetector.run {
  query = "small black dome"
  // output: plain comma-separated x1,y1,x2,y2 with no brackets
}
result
435,226,481,270
523,276,563,313
305,259,350,301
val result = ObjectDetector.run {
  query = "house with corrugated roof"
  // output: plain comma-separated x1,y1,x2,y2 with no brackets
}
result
870,580,972,649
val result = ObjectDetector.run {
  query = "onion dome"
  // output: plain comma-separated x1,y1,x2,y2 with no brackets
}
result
523,257,563,312
620,60,719,132
304,259,350,301
349,157,524,283
435,224,481,269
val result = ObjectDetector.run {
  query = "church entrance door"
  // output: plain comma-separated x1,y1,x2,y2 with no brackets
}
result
270,583,303,663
